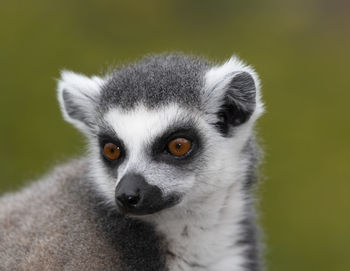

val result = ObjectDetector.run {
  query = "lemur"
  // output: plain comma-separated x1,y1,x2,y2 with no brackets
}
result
0,53,264,271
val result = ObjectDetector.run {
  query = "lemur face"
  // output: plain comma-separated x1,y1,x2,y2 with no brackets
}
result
57,54,263,215
95,104,206,215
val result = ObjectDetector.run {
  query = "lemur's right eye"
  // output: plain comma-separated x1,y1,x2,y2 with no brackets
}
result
103,143,121,161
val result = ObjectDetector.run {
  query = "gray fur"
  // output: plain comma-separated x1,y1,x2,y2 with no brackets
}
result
1,53,265,271
0,159,168,271
62,89,98,130
238,137,263,270
228,71,256,112
100,54,209,111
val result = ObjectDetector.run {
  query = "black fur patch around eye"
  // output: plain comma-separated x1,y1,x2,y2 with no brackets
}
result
151,125,202,167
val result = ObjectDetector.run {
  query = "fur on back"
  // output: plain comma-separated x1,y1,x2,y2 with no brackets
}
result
0,159,167,271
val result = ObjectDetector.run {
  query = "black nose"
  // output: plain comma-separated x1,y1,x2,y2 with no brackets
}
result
115,174,142,209
115,173,182,215
116,192,141,208
115,173,161,215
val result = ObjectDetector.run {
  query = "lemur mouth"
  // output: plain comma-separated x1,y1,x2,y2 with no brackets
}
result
114,173,182,216
115,192,182,216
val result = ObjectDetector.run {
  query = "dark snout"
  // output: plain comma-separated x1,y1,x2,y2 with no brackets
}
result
115,173,181,215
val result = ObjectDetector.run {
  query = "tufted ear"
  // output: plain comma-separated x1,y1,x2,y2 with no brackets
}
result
203,57,264,136
57,70,104,134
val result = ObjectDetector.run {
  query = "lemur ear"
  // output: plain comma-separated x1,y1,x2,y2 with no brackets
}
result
203,57,264,136
57,70,104,134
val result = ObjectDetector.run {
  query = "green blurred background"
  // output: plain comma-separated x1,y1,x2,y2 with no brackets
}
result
0,0,349,270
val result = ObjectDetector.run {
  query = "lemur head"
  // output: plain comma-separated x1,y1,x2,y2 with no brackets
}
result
57,54,263,216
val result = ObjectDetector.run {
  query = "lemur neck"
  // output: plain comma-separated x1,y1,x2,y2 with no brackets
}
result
146,183,254,271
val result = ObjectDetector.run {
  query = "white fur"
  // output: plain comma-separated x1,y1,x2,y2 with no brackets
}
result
144,125,255,270
146,144,252,271
203,56,264,125
57,70,105,133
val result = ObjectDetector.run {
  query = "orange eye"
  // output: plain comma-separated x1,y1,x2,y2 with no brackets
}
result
103,143,121,160
167,138,192,157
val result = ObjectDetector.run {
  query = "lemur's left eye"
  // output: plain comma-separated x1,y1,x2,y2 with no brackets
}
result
167,138,192,157
103,143,121,161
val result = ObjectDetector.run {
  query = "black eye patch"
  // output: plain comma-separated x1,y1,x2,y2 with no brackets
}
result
151,126,202,165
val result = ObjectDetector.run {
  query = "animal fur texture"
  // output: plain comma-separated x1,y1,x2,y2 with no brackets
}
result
0,53,264,271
